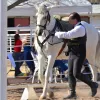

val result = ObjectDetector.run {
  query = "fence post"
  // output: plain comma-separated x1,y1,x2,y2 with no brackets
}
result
0,0,7,100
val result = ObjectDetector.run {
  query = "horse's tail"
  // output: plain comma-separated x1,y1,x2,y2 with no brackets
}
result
95,31,100,68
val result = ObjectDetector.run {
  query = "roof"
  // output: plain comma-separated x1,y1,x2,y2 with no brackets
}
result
7,0,91,7
7,0,17,6
38,0,91,6
7,0,92,16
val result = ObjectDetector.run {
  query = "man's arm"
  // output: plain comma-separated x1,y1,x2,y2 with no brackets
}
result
55,25,85,39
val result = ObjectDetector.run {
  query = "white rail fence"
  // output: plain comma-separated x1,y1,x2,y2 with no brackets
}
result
7,27,35,52
7,27,100,52
7,33,33,52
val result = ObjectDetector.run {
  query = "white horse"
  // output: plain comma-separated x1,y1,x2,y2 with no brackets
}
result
34,4,100,100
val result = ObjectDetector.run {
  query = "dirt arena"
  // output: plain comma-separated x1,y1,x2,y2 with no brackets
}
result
7,84,100,100
7,60,100,100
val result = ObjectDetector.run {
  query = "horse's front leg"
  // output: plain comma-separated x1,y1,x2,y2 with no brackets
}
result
38,54,47,100
38,54,45,83
41,55,55,99
49,68,53,83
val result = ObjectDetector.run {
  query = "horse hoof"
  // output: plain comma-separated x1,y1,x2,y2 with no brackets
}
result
39,95,46,100
48,91,54,98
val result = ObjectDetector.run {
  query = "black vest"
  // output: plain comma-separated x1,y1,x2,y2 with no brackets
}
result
67,23,87,56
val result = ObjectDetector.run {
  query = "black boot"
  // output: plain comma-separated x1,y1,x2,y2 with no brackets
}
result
76,73,98,97
63,84,77,99
63,91,77,99
90,82,98,97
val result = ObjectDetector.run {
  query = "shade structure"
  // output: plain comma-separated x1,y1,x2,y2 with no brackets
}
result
7,0,92,16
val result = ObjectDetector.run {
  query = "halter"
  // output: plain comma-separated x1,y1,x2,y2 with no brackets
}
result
37,19,57,49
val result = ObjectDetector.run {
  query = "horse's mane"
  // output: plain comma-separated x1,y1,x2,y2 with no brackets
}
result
55,19,74,32
38,5,48,14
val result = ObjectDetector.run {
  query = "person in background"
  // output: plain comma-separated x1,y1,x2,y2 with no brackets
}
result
13,32,25,77
23,36,35,76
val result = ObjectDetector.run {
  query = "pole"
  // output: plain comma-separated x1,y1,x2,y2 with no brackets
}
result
0,0,7,100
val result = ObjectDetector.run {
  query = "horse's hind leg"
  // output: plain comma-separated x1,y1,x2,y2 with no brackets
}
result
90,65,98,82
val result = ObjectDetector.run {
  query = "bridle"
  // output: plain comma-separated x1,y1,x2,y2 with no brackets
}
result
36,11,55,48
36,10,56,59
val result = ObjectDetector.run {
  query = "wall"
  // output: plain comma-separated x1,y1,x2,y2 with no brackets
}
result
14,17,30,26
8,17,30,34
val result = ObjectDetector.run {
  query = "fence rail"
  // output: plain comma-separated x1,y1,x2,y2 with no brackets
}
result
7,26,35,52
7,26,100,52
7,33,34,52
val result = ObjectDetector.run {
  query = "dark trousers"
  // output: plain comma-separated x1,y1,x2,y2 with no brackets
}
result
12,52,23,76
68,52,93,92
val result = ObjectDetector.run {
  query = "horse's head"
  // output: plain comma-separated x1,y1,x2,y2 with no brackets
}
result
35,4,50,36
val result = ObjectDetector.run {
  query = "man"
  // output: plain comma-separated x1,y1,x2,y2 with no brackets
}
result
55,12,98,99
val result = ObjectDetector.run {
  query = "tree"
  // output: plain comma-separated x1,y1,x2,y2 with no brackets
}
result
8,0,28,10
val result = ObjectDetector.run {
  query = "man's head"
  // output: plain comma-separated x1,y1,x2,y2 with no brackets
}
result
68,12,81,26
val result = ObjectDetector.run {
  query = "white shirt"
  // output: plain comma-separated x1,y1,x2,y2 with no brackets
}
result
55,22,85,39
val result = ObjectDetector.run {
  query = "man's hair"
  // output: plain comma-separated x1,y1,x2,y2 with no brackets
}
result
69,12,81,22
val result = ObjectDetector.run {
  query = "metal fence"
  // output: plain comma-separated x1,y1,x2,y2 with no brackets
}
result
7,27,100,52
7,26,35,52
7,33,34,52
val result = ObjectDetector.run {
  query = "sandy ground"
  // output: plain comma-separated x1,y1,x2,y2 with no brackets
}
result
7,85,100,100
7,60,100,100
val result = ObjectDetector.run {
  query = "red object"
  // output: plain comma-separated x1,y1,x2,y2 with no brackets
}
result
14,18,30,26
14,39,22,52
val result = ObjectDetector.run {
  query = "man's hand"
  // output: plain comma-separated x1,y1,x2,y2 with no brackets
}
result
55,32,61,38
